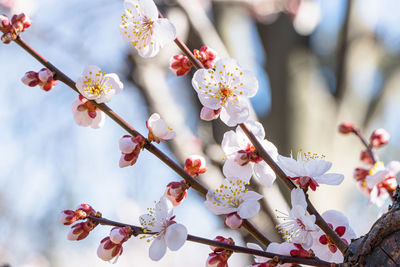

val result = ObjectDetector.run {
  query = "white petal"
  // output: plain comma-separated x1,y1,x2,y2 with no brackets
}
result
291,188,307,209
120,23,135,42
237,200,260,219
221,131,241,155
278,242,296,256
124,0,139,13
315,173,344,185
215,58,239,77
238,70,258,97
204,193,237,215
165,223,187,251
261,140,279,161
91,111,105,129
137,41,160,58
139,0,159,20
103,73,123,95
277,155,303,176
81,65,101,80
239,120,265,140
387,161,400,175
266,242,280,254
330,251,344,264
154,18,176,46
243,190,264,201
220,97,249,127
149,236,167,261
253,161,276,187
304,160,332,177
119,137,136,154
191,69,221,109
119,155,131,168
72,101,91,127
247,243,268,263
223,158,252,182
321,210,349,228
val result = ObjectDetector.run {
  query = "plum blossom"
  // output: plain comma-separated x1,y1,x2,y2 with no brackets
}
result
192,57,258,126
278,151,344,191
72,96,105,129
193,46,217,69
247,242,311,267
222,120,278,187
120,0,176,58
21,68,58,91
97,227,131,262
119,135,146,168
276,188,318,249
76,65,123,104
363,161,400,206
204,177,263,221
169,54,192,76
139,197,187,261
146,113,176,143
311,210,356,263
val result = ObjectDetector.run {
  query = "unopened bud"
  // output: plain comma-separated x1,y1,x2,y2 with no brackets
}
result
110,226,131,244
165,180,187,206
360,150,373,165
11,13,31,33
353,168,369,181
338,122,354,134
224,212,243,230
75,203,96,215
60,210,77,225
0,15,10,31
119,135,146,168
119,135,137,154
210,236,234,252
184,155,206,177
67,220,97,241
21,71,40,87
97,237,123,261
169,54,192,76
38,68,53,83
194,46,217,69
200,107,221,121
1,32,14,44
370,128,390,148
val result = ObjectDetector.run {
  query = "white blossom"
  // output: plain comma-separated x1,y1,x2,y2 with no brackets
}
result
120,0,176,58
222,120,278,187
76,65,123,104
147,113,176,142
192,58,258,126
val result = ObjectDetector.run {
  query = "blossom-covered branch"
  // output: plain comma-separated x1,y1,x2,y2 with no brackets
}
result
12,36,270,247
87,215,338,267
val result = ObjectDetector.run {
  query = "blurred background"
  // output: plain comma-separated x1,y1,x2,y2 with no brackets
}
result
1,0,400,266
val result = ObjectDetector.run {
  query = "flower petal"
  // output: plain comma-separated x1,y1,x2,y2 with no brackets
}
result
277,155,303,177
165,223,188,251
321,210,349,228
253,161,276,187
223,158,252,182
220,97,249,127
154,18,176,46
238,70,258,97
149,236,167,261
315,173,344,186
304,160,332,177
221,130,241,155
291,188,307,209
237,200,260,219
103,73,123,95
139,0,158,20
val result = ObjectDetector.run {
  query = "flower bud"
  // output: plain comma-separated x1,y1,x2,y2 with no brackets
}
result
119,135,146,168
370,128,390,148
224,212,243,230
169,54,192,76
206,253,228,267
11,13,31,33
21,71,40,87
97,237,123,262
338,122,354,134
67,220,97,241
165,180,187,206
119,135,137,154
60,210,78,225
109,227,131,244
1,32,14,44
353,168,369,181
360,150,373,165
184,155,206,177
75,203,96,215
194,46,217,69
0,15,10,32
38,68,53,83
210,236,234,252
200,107,221,121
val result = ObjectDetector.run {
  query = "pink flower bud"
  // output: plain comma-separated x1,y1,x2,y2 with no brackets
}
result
21,71,40,87
370,128,390,148
360,150,373,165
184,155,206,177
165,180,188,206
206,252,228,267
119,135,146,168
169,54,192,76
67,220,97,241
11,13,31,33
75,203,96,215
1,32,14,44
224,212,243,230
60,210,78,225
200,107,221,121
109,227,131,244
194,46,217,69
338,122,354,134
40,80,58,91
119,135,137,154
97,237,123,262
0,15,10,32
38,68,53,83
353,168,369,181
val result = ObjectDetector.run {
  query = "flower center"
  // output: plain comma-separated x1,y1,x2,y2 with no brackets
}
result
212,179,247,208
216,83,234,104
236,144,262,166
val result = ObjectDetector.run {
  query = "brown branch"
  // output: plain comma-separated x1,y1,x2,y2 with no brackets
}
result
12,36,270,247
87,215,338,267
239,123,350,255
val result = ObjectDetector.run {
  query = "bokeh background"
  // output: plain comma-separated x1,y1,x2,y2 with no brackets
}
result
1,0,400,266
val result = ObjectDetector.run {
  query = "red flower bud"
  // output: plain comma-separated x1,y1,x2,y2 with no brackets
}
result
169,54,192,76
194,46,217,69
370,128,390,148
360,150,373,165
353,168,369,181
165,180,188,206
338,122,354,134
184,155,207,177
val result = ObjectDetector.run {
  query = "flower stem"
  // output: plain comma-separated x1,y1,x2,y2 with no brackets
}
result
352,128,377,165
87,215,338,267
239,123,350,255
12,36,270,247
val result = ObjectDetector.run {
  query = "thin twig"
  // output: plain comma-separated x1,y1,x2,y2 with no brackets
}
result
87,215,338,267
352,128,377,165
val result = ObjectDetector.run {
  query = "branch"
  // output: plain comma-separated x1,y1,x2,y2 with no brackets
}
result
87,215,338,267
239,123,350,255
351,128,377,165
12,36,271,247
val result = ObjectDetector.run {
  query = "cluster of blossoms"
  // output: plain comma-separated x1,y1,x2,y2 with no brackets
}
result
21,68,58,91
170,46,217,76
0,13,31,44
339,123,398,206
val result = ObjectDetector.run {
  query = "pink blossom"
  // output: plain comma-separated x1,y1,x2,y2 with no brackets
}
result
194,46,217,69
118,135,146,168
169,54,192,76
72,96,105,129
1,13,31,44
165,180,188,206
184,155,206,177
97,237,124,262
370,128,390,148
